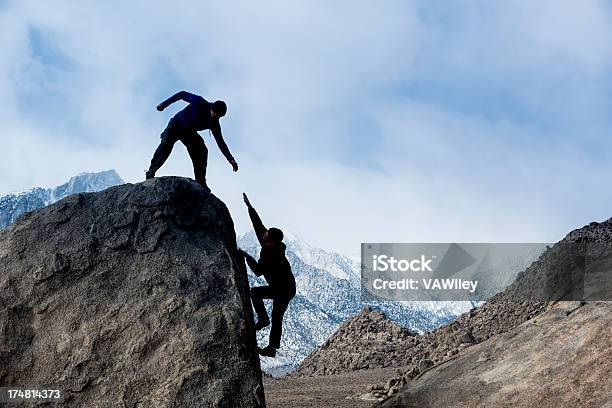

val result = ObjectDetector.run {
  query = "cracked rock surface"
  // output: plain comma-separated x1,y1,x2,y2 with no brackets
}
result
0,177,265,407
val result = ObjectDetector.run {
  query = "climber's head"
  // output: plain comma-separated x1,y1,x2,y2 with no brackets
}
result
263,227,284,243
211,100,227,118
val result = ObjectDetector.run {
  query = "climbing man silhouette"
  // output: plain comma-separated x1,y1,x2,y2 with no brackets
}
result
146,91,238,192
239,193,296,358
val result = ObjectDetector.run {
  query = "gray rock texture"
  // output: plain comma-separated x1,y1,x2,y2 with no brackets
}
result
362,218,612,404
381,302,612,408
291,218,612,406
289,308,421,377
0,176,265,407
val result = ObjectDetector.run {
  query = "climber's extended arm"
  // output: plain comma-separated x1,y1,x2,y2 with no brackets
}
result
157,91,202,111
243,194,267,245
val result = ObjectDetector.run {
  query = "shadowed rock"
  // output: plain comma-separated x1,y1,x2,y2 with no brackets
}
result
0,176,265,407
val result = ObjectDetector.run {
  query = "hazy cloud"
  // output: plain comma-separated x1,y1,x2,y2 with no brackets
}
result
2,0,612,257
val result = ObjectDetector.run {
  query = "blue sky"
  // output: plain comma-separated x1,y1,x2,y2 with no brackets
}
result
2,0,612,257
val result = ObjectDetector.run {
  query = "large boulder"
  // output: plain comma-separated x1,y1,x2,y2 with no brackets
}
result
0,177,265,407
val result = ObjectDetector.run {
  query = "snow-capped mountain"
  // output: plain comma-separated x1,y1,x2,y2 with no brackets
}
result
238,232,469,376
0,170,124,229
282,231,360,282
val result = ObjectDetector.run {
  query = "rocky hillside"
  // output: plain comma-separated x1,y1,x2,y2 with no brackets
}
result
292,218,612,382
291,299,546,380
366,215,612,403
381,301,612,408
290,308,417,376
289,217,612,406
0,177,264,407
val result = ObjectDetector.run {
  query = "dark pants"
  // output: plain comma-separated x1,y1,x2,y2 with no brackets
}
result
148,122,208,184
251,286,294,349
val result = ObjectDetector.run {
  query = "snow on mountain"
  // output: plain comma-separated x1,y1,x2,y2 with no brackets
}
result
237,231,467,376
0,170,124,229
282,231,360,281
47,170,124,204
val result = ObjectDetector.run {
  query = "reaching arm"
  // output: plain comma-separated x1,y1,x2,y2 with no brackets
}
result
243,194,267,245
249,206,267,245
210,122,236,164
157,91,202,110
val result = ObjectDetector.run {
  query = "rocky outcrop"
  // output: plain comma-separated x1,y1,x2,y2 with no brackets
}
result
381,302,612,408
373,219,612,407
293,218,612,381
290,308,418,376
292,299,547,381
0,177,265,407
290,300,540,383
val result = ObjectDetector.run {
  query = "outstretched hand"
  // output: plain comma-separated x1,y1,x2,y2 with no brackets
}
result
243,193,252,208
156,104,165,111
231,160,239,172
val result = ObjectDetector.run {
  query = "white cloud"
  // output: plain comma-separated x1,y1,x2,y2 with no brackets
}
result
2,1,612,257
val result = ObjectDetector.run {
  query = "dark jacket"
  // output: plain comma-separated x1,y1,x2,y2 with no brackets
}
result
244,206,296,297
159,91,234,162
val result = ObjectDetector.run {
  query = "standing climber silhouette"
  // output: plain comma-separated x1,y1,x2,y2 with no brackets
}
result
146,91,238,192
239,193,296,358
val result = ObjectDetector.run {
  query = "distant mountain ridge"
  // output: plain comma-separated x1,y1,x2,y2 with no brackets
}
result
0,170,124,229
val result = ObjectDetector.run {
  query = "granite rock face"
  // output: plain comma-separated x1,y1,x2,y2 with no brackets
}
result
381,302,612,408
0,177,265,407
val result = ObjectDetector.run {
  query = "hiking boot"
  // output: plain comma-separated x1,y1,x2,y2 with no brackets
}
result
254,318,270,331
197,179,211,193
145,170,155,180
258,344,277,357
